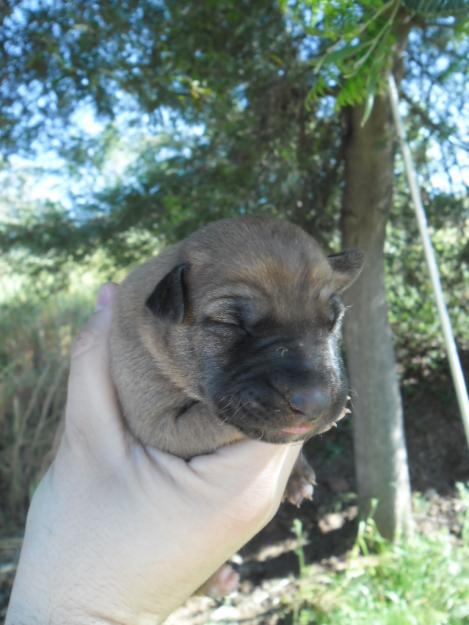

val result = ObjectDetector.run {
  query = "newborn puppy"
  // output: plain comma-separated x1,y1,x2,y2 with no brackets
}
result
110,217,363,597
110,217,363,501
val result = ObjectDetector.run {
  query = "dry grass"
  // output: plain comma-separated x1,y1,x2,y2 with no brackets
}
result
0,293,92,531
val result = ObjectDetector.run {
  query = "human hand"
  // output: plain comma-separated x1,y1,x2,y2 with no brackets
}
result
6,283,301,625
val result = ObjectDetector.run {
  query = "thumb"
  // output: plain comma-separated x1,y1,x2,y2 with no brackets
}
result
64,283,126,460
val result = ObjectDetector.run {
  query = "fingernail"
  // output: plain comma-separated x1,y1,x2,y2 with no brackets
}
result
95,283,112,311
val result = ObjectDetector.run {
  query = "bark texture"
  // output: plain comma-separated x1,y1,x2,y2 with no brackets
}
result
341,95,412,539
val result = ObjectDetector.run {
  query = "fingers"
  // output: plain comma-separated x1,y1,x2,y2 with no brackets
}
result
64,283,127,461
189,440,302,524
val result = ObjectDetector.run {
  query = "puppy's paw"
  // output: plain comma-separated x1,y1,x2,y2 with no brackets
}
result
284,454,317,507
196,564,240,599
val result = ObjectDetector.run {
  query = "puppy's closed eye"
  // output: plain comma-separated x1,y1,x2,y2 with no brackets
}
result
203,313,249,336
203,297,259,336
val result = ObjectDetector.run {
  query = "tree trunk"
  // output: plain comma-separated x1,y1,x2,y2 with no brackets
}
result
341,93,412,539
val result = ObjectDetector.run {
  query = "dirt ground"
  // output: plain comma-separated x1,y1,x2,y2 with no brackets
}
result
1,371,468,623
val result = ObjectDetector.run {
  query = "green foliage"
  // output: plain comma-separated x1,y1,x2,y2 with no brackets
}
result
1,0,467,273
285,0,402,117
292,519,308,577
286,0,469,125
403,0,468,14
0,0,298,155
287,486,469,625
1,0,347,268
386,194,469,377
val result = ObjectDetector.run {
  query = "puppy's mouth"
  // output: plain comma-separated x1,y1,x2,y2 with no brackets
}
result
227,404,350,444
231,419,318,444
280,423,316,436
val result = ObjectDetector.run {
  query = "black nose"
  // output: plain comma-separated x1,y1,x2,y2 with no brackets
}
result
289,388,331,416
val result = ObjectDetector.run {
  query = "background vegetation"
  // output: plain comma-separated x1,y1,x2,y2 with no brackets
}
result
1,0,468,621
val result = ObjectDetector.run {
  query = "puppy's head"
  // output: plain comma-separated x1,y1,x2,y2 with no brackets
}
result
145,218,363,443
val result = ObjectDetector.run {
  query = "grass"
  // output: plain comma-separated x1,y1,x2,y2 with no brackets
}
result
287,486,469,625
0,254,140,531
0,288,94,531
0,257,131,531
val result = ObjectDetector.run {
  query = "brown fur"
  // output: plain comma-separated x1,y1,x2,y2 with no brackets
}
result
110,217,363,461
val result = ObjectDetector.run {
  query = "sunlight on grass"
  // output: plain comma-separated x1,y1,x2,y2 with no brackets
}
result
288,486,469,625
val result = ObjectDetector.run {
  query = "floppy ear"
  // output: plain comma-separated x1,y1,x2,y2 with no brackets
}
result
146,263,190,323
328,250,364,292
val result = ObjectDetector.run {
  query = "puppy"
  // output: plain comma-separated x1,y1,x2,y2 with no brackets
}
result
110,217,363,501
110,217,363,597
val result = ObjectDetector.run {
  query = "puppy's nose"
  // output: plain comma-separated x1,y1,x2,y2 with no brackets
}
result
289,388,330,417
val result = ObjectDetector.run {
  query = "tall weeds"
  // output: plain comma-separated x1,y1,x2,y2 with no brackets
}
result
0,294,91,532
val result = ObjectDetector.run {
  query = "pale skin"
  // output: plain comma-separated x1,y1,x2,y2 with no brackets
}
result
6,283,301,625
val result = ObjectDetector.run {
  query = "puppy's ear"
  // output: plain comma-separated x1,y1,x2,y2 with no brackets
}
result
146,263,190,323
328,250,364,292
